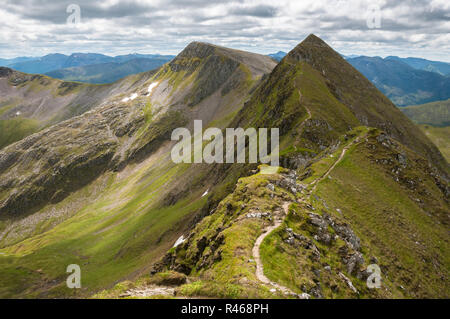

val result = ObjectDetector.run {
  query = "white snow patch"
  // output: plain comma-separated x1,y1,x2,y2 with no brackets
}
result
173,235,185,248
201,189,209,197
15,111,21,116
122,93,138,102
148,82,159,94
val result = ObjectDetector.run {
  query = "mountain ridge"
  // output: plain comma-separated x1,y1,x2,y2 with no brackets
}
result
149,35,449,299
238,34,448,173
0,35,448,299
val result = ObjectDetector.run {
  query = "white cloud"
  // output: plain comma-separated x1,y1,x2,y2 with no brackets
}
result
0,0,449,62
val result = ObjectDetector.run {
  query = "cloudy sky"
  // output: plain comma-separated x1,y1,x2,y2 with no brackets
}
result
1,0,449,61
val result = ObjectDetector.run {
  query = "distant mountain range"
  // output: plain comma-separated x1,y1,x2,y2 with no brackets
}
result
346,56,450,106
2,50,450,105
46,56,174,84
385,56,450,76
0,56,37,66
268,51,287,61
0,53,174,84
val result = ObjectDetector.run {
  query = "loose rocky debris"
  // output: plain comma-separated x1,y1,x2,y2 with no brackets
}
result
310,211,361,251
286,208,362,254
246,210,271,219
282,201,375,296
273,170,305,195
339,245,365,275
299,293,311,299
284,227,321,261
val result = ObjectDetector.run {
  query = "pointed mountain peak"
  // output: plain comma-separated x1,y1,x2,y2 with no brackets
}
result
186,41,216,48
301,34,329,46
175,41,217,60
286,34,340,64
171,41,276,75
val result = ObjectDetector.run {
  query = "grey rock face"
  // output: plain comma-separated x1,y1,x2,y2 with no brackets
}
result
345,251,365,274
332,222,361,251
275,170,302,194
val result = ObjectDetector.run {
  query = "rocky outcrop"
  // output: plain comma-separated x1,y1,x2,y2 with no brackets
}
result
0,67,13,77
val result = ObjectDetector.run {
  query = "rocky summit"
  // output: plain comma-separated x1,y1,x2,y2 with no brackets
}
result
0,35,448,299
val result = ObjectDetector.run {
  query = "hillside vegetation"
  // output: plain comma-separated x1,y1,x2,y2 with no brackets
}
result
401,99,450,127
418,125,450,162
400,99,449,162
0,66,163,149
0,35,447,299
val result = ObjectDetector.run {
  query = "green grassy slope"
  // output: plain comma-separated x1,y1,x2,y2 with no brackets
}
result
0,36,448,300
0,117,40,149
0,43,276,298
418,125,450,162
122,127,447,299
400,99,449,163
260,129,449,298
0,155,205,297
401,99,450,127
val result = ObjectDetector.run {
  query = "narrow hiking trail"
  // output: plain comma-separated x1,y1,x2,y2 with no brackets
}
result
296,90,312,136
250,90,313,297
252,131,366,297
124,134,363,299
124,92,363,298
252,202,298,297
309,135,364,192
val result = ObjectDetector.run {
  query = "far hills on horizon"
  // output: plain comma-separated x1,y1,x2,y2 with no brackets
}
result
1,49,450,106
0,52,175,84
